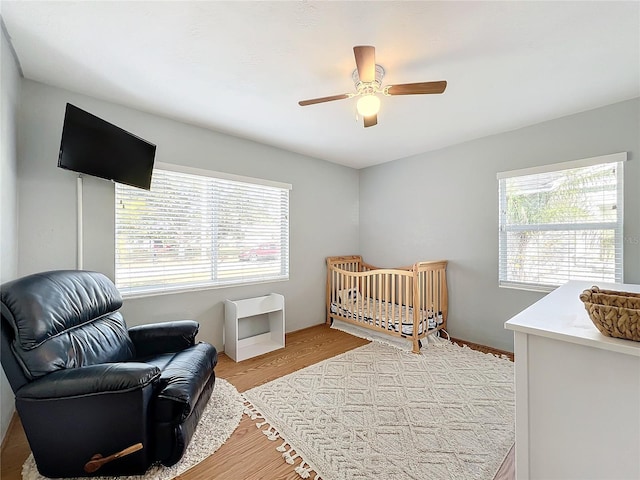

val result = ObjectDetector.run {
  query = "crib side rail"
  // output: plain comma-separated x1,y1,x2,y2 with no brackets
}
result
328,265,414,336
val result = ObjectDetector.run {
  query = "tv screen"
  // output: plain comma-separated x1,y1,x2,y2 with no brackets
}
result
58,103,156,190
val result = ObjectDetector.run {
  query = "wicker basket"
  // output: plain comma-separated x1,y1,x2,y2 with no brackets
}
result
579,286,640,341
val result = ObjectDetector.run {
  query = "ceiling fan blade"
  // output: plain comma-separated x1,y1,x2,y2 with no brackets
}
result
353,46,375,83
363,114,378,128
386,81,447,96
298,94,350,106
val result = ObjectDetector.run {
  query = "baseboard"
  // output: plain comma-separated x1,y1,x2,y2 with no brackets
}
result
449,336,514,361
286,322,329,335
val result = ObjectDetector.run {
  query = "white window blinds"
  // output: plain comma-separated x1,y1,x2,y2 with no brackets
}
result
498,153,625,291
115,165,290,296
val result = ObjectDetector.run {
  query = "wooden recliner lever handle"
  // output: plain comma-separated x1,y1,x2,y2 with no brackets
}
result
83,442,143,473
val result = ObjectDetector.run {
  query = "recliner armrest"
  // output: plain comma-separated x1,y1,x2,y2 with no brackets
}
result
128,320,199,359
16,363,160,399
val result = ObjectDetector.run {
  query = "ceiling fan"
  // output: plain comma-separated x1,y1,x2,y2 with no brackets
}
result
298,45,447,128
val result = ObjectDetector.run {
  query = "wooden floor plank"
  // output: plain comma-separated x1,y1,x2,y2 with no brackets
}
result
1,324,514,480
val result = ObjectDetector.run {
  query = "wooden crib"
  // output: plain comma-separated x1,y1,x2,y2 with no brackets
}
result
326,255,448,353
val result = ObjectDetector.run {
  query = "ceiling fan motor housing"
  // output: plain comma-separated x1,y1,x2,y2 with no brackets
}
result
352,64,385,94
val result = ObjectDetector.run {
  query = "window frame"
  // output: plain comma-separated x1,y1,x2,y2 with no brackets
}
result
115,162,291,298
497,152,626,292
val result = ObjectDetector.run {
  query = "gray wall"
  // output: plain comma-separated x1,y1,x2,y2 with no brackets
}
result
0,23,21,442
17,80,360,352
359,98,640,352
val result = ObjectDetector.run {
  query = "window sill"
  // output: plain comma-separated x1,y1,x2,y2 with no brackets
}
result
499,282,557,294
119,277,289,300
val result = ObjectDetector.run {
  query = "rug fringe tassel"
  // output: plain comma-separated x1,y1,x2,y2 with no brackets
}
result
241,394,323,480
282,446,300,464
262,425,280,440
243,400,265,421
295,461,313,478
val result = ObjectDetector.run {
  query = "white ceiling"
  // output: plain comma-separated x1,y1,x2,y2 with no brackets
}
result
2,1,639,169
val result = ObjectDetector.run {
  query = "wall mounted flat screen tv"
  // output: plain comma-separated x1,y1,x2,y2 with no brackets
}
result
58,103,156,190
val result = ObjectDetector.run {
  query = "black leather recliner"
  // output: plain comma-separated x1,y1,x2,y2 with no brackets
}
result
0,270,218,477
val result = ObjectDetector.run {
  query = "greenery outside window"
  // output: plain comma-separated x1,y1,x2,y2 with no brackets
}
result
115,163,290,296
498,153,625,292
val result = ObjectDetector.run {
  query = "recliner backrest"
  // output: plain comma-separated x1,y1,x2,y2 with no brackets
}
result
1,270,135,381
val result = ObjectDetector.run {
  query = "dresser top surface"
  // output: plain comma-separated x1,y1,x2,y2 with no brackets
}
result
505,280,640,357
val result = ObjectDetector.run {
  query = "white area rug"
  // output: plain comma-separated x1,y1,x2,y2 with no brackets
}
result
243,341,514,480
22,378,244,480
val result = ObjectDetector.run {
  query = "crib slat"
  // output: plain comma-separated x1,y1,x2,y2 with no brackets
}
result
405,275,410,338
419,269,424,340
391,274,395,332
364,273,368,323
385,274,390,330
378,272,383,329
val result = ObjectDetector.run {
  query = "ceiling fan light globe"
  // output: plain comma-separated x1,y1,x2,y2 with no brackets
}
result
356,95,380,117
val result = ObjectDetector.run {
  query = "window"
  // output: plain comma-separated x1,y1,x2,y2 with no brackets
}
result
498,153,625,292
115,163,290,296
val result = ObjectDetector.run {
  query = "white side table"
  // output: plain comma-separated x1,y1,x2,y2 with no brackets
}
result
224,293,285,362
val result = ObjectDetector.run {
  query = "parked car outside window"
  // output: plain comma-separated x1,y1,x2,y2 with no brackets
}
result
239,244,280,261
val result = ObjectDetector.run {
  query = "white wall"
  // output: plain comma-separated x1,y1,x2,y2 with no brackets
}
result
359,98,640,352
17,80,360,352
0,21,21,442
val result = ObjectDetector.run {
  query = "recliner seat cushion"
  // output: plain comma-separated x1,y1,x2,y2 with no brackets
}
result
0,271,134,379
147,342,218,423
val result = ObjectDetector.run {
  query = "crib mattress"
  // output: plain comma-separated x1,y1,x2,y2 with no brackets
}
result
330,297,443,336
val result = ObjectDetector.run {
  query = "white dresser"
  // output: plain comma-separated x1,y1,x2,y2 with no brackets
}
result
505,281,640,480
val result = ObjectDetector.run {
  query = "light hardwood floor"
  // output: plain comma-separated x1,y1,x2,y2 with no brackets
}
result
0,324,514,480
